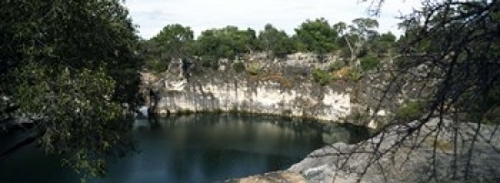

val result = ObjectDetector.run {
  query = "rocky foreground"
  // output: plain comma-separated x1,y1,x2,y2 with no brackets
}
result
229,118,500,183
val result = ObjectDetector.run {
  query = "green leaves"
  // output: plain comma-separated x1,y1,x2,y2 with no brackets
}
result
395,101,426,123
312,68,334,86
258,24,294,58
141,17,397,74
195,26,258,62
11,63,133,177
360,55,380,71
294,18,339,54
1,0,141,179
149,24,194,62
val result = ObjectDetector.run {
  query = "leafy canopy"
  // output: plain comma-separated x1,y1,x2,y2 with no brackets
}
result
257,24,295,58
294,18,339,54
0,0,142,178
144,24,194,72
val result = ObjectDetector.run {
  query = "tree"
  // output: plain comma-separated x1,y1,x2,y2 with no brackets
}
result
144,24,194,72
140,39,168,72
293,18,339,54
151,24,194,60
325,0,500,182
369,32,396,57
194,26,258,67
257,24,294,58
333,21,348,35
338,18,380,66
0,0,142,179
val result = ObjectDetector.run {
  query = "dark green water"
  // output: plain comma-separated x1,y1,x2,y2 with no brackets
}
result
0,114,367,183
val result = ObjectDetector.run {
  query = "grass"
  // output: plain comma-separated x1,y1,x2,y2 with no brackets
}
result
424,137,453,151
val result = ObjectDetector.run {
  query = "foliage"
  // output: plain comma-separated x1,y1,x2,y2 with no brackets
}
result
337,18,380,66
199,56,219,69
143,24,194,72
328,61,345,71
359,55,380,71
330,66,363,82
395,0,500,124
395,101,426,122
13,63,134,178
141,19,397,74
294,18,338,54
327,1,500,182
232,61,246,73
246,63,261,76
369,32,396,56
312,68,333,86
194,26,258,66
0,0,141,178
258,24,295,58
347,67,363,82
349,18,380,41
141,40,168,73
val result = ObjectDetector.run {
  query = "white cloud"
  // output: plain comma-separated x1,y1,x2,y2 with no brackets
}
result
124,0,422,39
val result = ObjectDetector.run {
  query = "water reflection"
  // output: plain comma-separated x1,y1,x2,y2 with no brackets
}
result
0,114,368,183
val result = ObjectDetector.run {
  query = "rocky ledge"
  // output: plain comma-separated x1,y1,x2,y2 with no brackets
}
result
229,118,500,183
225,171,307,183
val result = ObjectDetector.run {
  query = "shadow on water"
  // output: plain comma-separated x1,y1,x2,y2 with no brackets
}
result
0,113,369,183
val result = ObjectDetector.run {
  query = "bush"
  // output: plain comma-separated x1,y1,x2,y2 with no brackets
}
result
246,63,260,76
144,59,168,73
329,66,363,82
312,68,333,86
395,101,426,122
360,55,380,71
328,61,345,71
200,56,218,69
232,61,246,73
348,67,363,82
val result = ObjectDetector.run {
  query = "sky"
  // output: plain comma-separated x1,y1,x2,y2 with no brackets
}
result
124,0,422,39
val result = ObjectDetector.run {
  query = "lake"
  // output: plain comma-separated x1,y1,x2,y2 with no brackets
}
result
0,113,368,183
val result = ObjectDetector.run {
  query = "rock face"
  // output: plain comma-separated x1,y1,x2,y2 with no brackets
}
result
225,171,307,183
155,77,351,122
288,118,500,182
143,53,399,128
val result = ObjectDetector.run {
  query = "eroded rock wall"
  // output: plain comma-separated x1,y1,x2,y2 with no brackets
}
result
143,52,412,128
154,75,352,123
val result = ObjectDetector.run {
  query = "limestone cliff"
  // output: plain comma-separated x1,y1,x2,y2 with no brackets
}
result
142,53,401,129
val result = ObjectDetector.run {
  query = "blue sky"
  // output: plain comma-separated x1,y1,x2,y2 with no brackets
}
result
124,0,421,39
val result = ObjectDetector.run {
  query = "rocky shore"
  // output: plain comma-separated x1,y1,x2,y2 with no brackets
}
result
229,118,500,182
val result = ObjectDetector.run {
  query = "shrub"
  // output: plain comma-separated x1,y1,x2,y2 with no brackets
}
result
312,68,333,86
395,101,426,122
200,56,219,70
246,63,260,76
348,67,363,82
360,55,380,71
329,61,345,71
144,59,168,73
232,61,246,73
